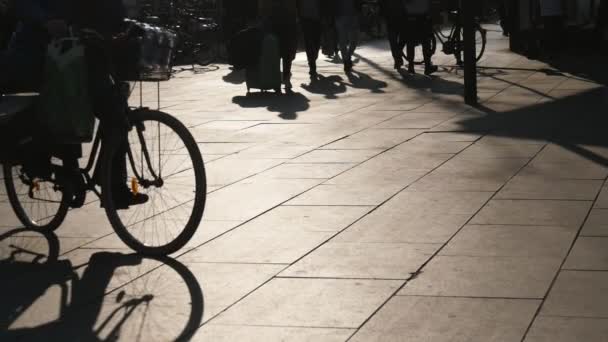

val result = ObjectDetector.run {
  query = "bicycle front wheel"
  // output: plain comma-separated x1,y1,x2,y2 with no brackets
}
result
101,109,206,256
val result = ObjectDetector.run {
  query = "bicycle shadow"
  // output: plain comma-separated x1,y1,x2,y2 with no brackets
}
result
0,228,204,342
232,92,311,120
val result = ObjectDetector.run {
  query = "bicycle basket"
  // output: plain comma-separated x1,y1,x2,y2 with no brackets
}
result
114,20,177,82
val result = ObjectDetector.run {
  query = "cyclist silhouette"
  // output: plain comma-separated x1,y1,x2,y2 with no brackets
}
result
0,0,148,209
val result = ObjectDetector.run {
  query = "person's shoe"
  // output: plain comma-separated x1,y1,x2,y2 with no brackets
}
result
309,63,317,77
106,187,149,210
424,64,438,76
394,59,404,70
284,78,293,91
344,60,353,72
408,63,415,74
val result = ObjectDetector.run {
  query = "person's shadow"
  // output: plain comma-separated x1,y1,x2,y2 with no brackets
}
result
301,75,348,99
222,68,246,85
0,228,204,342
232,92,310,120
397,68,464,96
345,70,388,94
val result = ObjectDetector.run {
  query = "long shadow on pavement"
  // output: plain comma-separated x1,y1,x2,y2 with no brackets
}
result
0,228,204,342
462,87,608,166
232,92,311,120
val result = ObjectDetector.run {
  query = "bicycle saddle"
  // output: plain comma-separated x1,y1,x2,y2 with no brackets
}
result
0,93,38,125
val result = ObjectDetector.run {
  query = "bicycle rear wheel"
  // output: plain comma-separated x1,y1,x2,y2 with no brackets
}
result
101,109,206,256
3,161,70,231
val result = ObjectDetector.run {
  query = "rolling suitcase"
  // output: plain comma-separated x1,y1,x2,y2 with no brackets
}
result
246,34,282,94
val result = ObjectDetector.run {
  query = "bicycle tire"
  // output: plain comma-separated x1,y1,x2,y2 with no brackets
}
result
475,24,487,62
101,109,206,256
452,25,486,64
3,163,70,231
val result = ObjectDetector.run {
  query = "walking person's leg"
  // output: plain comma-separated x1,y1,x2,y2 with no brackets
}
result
386,20,400,68
406,41,416,73
349,16,360,59
423,16,437,75
311,21,322,68
301,18,317,77
336,16,352,71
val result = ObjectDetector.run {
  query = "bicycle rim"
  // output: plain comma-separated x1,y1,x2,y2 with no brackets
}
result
102,109,206,256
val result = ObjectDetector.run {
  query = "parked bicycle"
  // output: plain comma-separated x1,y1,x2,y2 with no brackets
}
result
138,0,222,67
0,24,207,256
404,10,487,66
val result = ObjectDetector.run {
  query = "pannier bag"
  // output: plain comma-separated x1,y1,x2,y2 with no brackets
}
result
38,38,95,144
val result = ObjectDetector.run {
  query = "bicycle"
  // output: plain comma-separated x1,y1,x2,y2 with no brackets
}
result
138,0,222,67
404,10,487,66
0,25,207,256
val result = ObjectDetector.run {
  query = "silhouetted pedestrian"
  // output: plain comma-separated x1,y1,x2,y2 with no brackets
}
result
298,0,323,79
380,0,406,69
403,0,437,75
334,0,362,72
259,0,298,91
539,0,564,53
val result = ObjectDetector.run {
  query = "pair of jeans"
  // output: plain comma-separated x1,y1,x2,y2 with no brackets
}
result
335,15,359,64
301,18,322,70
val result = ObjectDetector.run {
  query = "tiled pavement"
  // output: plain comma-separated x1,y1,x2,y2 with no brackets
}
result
2,25,608,341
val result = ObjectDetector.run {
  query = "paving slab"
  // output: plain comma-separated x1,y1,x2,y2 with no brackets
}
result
323,128,423,149
525,316,608,342
595,187,608,208
204,177,322,221
281,242,439,279
351,296,539,342
238,205,373,233
289,149,383,164
286,183,408,206
192,325,354,342
496,176,603,200
260,163,355,179
562,237,608,270
521,160,608,180
440,225,576,258
212,278,402,328
399,255,562,298
541,270,608,318
336,191,492,244
408,157,528,192
581,209,608,236
471,199,591,228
